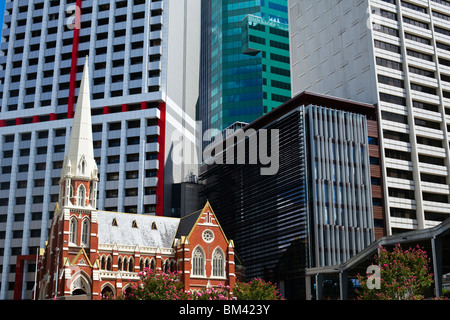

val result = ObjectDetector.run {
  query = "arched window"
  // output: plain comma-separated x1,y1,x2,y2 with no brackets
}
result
69,217,77,245
107,256,112,271
118,257,123,271
150,258,155,271
71,275,90,297
77,185,86,207
81,219,89,246
81,161,86,175
129,257,134,272
101,256,106,270
170,260,176,273
101,285,114,300
212,248,225,277
192,246,205,276
124,257,128,271
123,285,132,298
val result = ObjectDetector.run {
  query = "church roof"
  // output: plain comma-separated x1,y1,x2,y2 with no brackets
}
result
175,209,203,239
96,203,224,249
97,211,180,249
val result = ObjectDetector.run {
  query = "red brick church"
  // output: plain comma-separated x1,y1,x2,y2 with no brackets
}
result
34,59,240,300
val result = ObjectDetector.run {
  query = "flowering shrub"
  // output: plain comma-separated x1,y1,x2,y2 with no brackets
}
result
111,268,189,300
190,283,235,300
102,268,284,301
356,244,434,300
233,278,284,300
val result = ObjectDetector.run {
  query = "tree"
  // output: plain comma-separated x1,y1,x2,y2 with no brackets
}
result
356,244,434,300
233,278,284,300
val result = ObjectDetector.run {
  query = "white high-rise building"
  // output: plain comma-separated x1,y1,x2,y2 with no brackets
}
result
0,0,200,300
288,0,450,235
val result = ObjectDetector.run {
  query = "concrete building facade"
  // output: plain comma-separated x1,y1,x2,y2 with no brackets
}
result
0,0,201,300
289,0,450,235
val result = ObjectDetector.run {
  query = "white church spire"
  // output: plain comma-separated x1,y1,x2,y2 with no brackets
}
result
61,57,98,181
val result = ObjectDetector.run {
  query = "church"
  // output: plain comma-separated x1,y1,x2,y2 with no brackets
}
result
34,59,239,300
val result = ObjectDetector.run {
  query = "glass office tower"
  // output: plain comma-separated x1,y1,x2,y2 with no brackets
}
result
0,0,200,300
199,0,291,135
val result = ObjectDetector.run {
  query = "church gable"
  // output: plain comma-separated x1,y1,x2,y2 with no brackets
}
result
70,247,94,268
181,202,231,248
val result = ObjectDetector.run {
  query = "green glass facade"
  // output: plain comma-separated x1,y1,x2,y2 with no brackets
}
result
199,0,291,133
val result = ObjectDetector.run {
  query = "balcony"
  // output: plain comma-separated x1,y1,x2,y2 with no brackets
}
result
389,216,417,230
416,144,446,158
99,270,140,281
418,162,448,176
422,201,450,214
421,181,450,194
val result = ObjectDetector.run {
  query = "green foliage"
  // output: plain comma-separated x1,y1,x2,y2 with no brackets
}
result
356,244,434,300
233,278,284,300
442,288,450,298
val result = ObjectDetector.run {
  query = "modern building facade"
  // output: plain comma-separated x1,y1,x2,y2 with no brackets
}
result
289,0,450,235
198,0,291,137
199,91,383,299
305,105,376,269
0,0,201,300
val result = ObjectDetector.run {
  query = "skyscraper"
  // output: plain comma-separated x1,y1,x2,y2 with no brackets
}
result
289,0,450,235
198,0,291,135
0,0,200,300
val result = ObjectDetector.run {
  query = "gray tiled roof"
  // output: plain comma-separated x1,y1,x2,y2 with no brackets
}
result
97,211,180,248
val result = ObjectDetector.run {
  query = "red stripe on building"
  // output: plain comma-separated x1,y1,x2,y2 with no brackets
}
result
14,255,37,300
155,102,166,216
67,0,82,119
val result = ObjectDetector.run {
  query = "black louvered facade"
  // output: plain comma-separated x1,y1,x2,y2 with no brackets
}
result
199,107,309,299
199,92,380,300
